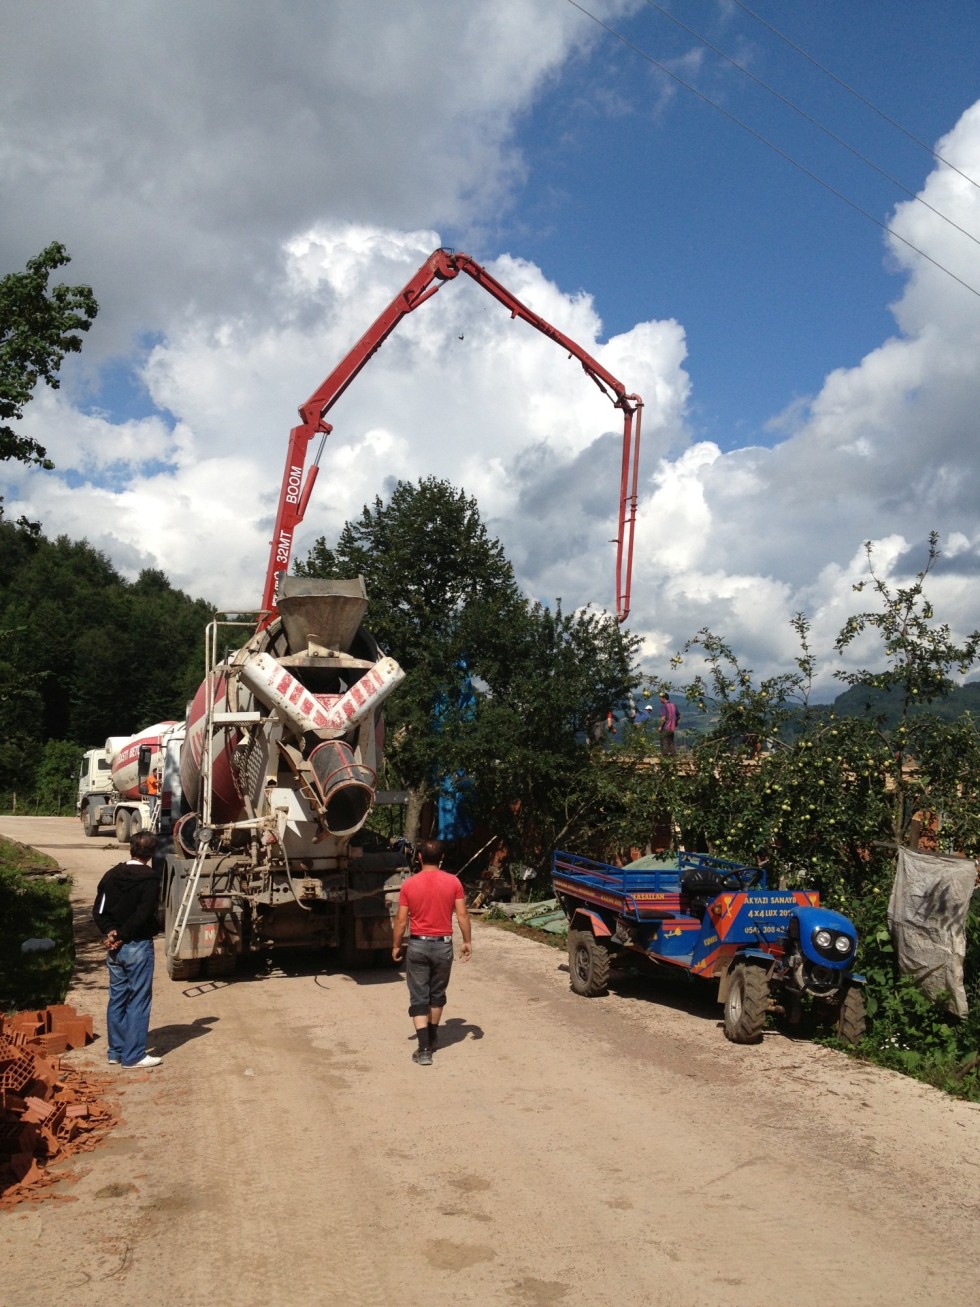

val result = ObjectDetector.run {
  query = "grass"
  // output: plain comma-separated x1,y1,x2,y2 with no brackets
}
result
0,835,75,1011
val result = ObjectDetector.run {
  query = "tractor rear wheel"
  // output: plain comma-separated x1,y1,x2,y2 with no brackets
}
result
568,927,611,997
835,984,867,1045
723,963,769,1043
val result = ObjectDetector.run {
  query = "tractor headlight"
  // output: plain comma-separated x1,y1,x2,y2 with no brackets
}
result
810,925,854,962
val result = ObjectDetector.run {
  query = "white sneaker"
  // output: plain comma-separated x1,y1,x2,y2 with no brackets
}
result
124,1054,162,1068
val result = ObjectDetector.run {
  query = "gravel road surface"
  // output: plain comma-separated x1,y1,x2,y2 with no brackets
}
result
3,815,979,1307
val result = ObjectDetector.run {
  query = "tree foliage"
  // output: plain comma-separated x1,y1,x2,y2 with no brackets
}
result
0,519,215,798
595,536,980,1099
0,242,98,470
297,475,641,852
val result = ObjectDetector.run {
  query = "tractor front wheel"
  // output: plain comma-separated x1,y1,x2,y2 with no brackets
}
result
568,927,611,997
723,963,769,1043
835,984,867,1045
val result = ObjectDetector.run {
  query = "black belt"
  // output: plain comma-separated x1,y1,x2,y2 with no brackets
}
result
410,935,452,942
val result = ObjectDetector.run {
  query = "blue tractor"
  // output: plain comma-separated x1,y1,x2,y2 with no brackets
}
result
552,850,866,1044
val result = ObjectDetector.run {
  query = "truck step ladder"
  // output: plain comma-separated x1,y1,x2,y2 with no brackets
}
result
167,617,260,962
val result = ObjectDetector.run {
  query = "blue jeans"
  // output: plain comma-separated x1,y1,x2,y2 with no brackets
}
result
106,939,155,1066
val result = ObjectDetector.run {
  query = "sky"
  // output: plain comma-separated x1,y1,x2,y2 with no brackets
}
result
3,0,980,698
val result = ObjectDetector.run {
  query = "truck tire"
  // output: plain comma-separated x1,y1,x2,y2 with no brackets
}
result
835,984,867,1045
129,809,142,836
723,963,769,1043
115,810,132,844
205,952,237,978
83,807,100,837
166,951,201,981
568,927,611,997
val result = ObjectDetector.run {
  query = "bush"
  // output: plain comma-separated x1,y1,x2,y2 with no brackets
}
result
0,838,75,1010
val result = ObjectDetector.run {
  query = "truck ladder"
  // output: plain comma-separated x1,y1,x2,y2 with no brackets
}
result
167,617,261,963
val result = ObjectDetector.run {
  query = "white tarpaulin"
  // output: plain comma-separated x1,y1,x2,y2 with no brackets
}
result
887,848,977,1018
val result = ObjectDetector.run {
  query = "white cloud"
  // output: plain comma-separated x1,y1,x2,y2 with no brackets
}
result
0,2,631,358
6,225,689,619
615,102,980,691
4,5,980,700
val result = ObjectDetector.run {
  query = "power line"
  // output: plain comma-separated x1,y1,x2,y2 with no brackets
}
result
732,0,980,193
563,0,980,300
640,0,980,252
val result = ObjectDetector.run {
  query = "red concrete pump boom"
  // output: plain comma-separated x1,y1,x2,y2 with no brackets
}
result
262,247,643,623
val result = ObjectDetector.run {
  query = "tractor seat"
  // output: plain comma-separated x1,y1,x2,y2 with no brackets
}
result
680,868,727,920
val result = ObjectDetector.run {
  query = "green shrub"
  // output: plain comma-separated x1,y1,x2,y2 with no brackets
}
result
0,839,75,1010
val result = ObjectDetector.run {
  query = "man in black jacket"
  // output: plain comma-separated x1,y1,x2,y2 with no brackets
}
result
92,830,163,1069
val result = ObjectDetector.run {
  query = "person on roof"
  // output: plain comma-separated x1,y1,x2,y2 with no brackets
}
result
659,692,680,756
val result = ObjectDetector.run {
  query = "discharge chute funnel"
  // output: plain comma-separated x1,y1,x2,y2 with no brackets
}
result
308,740,376,836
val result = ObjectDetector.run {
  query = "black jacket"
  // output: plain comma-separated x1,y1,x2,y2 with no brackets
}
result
92,861,161,943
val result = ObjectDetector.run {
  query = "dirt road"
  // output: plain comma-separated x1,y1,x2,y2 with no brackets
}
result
3,816,980,1307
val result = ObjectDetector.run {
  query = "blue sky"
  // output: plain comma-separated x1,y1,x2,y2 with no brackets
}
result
3,1,980,694
480,0,980,449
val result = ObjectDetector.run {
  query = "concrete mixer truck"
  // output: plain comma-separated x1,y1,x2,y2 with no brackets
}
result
77,720,180,841
161,576,409,978
160,246,645,980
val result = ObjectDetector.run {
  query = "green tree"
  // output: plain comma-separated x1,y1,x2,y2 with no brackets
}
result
835,533,980,845
297,477,527,840
606,536,980,1098
33,739,84,812
457,597,641,864
0,242,98,470
297,476,641,856
0,520,215,798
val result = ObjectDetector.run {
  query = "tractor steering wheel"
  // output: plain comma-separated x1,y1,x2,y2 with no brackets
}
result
720,868,763,891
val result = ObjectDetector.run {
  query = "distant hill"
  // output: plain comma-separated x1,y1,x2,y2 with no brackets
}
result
823,680,980,727
606,680,980,749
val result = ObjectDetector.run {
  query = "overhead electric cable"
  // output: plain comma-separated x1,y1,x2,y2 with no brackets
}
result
640,0,980,251
563,0,980,301
732,0,980,193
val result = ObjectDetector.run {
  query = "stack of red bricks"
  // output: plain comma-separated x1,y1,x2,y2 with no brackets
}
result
0,1004,118,1206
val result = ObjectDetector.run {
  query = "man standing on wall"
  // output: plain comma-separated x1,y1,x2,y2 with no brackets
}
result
391,838,472,1066
659,691,680,756
92,830,163,1069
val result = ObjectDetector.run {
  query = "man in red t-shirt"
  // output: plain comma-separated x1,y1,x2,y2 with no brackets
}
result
392,838,472,1066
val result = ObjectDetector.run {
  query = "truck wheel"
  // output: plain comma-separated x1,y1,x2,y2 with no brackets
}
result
166,951,201,981
205,953,236,978
723,963,769,1043
83,807,100,837
835,985,867,1045
129,810,143,836
568,927,611,997
115,810,132,844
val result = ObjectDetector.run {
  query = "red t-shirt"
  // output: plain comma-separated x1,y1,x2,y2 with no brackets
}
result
399,867,464,937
